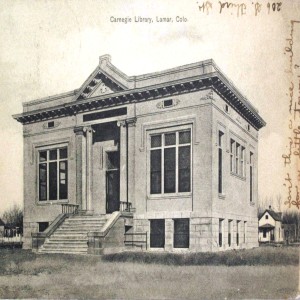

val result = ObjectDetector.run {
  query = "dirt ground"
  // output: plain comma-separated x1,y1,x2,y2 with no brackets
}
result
0,249,298,299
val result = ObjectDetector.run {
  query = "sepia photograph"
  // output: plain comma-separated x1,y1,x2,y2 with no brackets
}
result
0,0,299,299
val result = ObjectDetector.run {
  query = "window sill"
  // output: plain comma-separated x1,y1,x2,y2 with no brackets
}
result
218,193,226,199
147,193,192,200
36,199,69,206
230,172,246,181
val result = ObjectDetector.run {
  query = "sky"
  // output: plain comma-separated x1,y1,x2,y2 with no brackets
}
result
0,0,299,214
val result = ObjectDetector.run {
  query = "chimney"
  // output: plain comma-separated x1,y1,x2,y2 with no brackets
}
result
269,205,272,210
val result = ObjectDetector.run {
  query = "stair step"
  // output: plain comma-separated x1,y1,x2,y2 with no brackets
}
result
67,218,106,222
42,243,87,247
39,249,87,254
47,239,88,245
39,214,108,255
64,220,106,223
47,236,87,240
59,225,105,229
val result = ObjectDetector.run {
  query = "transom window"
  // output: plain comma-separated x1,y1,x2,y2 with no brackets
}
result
150,129,191,195
38,147,68,201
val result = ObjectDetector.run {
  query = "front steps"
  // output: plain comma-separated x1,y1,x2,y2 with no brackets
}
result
38,215,107,254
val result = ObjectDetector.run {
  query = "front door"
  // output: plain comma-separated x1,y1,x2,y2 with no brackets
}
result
106,151,120,213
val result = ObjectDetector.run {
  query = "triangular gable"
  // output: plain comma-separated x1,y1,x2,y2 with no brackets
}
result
259,210,282,222
75,55,131,101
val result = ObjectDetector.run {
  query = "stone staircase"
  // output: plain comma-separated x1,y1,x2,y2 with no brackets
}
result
38,215,107,254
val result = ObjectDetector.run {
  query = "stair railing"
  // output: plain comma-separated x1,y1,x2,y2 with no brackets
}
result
61,204,79,215
124,232,147,250
120,201,135,212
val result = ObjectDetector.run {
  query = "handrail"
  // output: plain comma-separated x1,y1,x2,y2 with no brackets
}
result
124,232,147,250
31,213,69,250
120,201,135,212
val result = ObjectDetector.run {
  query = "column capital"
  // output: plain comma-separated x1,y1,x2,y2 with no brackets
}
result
74,126,94,135
117,120,126,127
74,126,85,136
126,117,137,127
117,118,137,127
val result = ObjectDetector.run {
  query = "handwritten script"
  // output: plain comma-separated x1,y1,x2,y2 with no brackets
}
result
282,20,300,209
197,1,282,17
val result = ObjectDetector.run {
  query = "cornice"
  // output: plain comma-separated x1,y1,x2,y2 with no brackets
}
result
13,71,266,130
23,89,79,107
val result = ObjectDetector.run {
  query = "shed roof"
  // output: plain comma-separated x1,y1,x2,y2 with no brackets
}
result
259,223,275,229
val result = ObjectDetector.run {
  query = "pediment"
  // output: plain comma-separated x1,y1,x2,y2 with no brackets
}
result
76,71,125,101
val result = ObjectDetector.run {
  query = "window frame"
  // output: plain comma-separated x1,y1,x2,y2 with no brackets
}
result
148,125,192,198
230,137,246,179
250,151,254,203
36,143,69,203
228,220,232,247
219,219,224,247
173,218,190,249
236,220,240,246
150,219,165,248
218,131,224,195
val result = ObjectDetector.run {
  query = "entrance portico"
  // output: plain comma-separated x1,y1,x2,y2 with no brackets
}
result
74,117,136,215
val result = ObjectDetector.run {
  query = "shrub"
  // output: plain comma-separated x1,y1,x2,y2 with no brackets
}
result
102,247,299,266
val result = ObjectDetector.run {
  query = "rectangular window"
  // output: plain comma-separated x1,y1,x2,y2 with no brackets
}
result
244,221,247,243
235,143,240,174
228,220,232,247
83,107,127,122
150,219,165,248
173,219,189,248
240,147,245,177
236,221,240,246
230,139,235,172
219,219,223,247
150,130,191,195
38,147,68,201
250,152,253,202
218,131,224,194
38,222,49,232
230,138,245,178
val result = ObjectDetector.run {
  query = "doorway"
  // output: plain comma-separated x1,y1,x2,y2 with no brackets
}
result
106,151,120,213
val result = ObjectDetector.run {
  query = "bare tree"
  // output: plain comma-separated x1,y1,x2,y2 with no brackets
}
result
275,194,282,212
282,209,300,242
1,204,23,233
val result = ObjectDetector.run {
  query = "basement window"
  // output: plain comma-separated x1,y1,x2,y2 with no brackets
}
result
38,222,49,232
219,219,223,247
150,219,165,248
173,219,189,248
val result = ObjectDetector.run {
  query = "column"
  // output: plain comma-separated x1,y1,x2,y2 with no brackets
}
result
117,120,127,205
74,126,93,212
126,118,136,209
74,126,86,210
86,126,93,212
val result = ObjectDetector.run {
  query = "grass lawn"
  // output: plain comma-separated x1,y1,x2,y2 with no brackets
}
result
0,247,298,299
